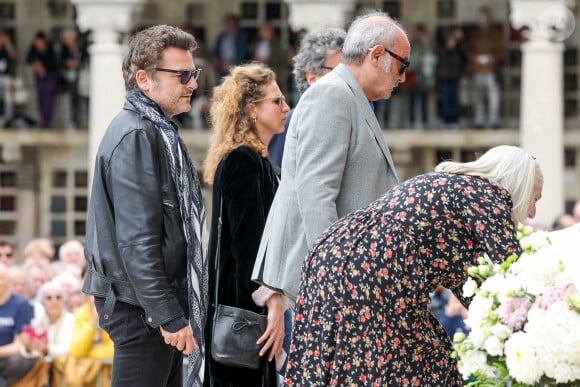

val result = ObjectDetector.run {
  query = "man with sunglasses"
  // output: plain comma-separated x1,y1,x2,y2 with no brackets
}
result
253,11,409,306
83,25,207,387
0,241,16,267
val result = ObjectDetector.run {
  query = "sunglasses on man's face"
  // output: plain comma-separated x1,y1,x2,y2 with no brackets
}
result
381,46,410,75
154,68,202,85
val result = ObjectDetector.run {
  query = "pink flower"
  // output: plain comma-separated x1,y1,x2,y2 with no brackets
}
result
499,297,531,330
534,285,569,311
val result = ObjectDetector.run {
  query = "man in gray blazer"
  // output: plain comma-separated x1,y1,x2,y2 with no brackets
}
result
253,11,410,302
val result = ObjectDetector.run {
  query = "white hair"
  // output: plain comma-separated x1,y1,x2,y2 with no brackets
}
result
58,239,84,259
435,145,543,223
52,272,81,293
38,280,68,302
342,10,406,66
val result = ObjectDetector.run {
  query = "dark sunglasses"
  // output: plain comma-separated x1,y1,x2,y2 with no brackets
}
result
154,67,202,84
382,46,410,75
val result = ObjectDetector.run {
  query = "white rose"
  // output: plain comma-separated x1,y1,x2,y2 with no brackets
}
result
484,335,504,356
463,278,478,298
468,326,486,348
490,323,512,341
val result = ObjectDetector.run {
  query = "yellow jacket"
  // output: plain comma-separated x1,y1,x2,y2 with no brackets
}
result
69,303,114,359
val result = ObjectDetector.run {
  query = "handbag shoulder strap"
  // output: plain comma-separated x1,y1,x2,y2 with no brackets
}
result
213,154,229,308
213,196,223,308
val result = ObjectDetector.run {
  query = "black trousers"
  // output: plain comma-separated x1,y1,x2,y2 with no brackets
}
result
94,298,184,387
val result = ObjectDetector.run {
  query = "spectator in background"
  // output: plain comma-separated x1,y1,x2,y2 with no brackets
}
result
180,24,214,130
406,23,436,129
253,21,290,99
26,31,58,128
212,14,248,84
58,239,87,275
76,31,91,129
59,294,114,387
436,27,467,129
22,238,55,269
21,281,75,363
428,284,450,322
0,27,17,127
56,29,89,129
8,265,31,299
27,265,50,320
467,6,506,129
52,271,82,310
268,27,346,172
66,291,86,314
0,263,42,387
48,261,83,285
0,240,17,266
440,292,469,339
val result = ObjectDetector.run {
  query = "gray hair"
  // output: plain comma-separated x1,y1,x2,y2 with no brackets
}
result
58,239,84,259
293,27,346,94
435,145,543,223
342,10,405,67
122,25,198,91
38,280,68,302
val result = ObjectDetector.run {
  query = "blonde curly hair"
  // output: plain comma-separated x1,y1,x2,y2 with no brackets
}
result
203,63,276,184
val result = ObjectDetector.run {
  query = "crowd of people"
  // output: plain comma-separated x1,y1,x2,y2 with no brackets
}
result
0,6,578,387
0,6,511,131
0,238,113,386
0,27,90,129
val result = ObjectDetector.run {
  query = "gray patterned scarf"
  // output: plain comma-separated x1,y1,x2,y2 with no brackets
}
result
127,90,208,386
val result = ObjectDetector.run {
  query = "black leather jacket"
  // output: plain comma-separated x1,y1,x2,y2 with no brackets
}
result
83,98,188,329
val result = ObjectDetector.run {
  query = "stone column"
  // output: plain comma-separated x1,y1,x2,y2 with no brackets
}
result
284,0,356,32
71,0,144,187
509,0,576,226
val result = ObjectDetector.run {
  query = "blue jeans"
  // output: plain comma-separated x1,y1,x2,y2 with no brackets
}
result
94,298,184,387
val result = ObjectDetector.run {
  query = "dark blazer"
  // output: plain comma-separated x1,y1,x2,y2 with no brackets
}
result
204,145,278,386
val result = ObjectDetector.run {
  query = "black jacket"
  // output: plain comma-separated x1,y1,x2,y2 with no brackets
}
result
83,98,188,329
204,145,278,386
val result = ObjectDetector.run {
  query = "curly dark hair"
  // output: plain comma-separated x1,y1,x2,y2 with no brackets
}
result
122,25,198,91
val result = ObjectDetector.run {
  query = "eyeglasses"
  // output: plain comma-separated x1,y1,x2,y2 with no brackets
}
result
381,46,410,75
153,68,202,84
45,294,63,301
251,95,286,108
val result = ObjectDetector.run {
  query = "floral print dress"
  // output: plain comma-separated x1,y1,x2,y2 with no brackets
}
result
285,172,522,386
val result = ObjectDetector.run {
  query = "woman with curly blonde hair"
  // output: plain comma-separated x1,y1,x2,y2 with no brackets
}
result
203,62,289,387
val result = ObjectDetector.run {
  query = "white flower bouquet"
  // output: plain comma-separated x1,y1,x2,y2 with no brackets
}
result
453,223,580,386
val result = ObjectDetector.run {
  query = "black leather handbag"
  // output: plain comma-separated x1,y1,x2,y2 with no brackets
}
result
211,197,267,369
